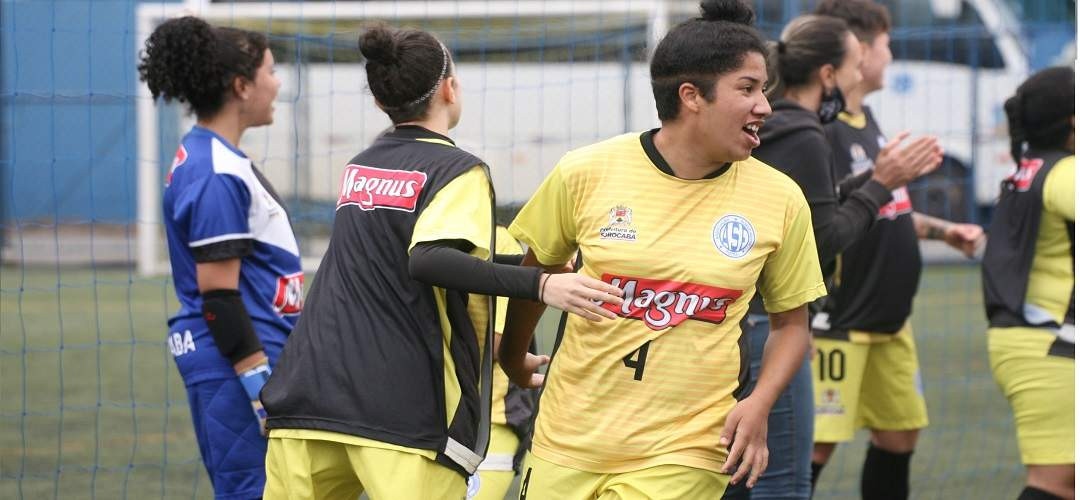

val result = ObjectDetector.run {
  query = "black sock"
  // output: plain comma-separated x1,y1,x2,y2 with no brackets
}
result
811,461,825,493
1018,486,1064,500
860,444,913,500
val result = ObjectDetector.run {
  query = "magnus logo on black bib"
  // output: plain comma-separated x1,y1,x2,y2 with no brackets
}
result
337,164,428,212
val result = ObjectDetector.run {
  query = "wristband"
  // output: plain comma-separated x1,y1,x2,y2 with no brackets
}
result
538,274,550,303
239,363,272,402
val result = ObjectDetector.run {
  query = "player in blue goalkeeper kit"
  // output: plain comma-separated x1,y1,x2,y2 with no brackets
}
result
139,16,301,500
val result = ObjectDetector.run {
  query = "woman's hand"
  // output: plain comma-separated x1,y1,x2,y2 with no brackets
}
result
719,395,771,488
871,132,944,190
944,223,985,258
539,272,624,321
503,352,552,389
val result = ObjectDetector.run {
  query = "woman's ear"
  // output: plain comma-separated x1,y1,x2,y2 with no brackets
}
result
818,64,836,91
677,82,703,114
442,76,458,105
232,75,252,101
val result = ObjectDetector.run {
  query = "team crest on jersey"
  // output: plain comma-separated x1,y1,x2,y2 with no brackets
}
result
599,205,637,242
712,214,755,259
1010,157,1044,192
337,164,428,212
165,145,188,186
600,274,742,330
817,388,845,416
849,143,873,174
273,272,304,316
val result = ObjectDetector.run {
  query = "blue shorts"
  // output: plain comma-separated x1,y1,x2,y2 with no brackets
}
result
169,317,287,500
186,376,267,500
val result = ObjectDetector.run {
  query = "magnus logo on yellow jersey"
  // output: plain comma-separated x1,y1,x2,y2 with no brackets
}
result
599,205,638,242
601,274,742,330
712,214,756,259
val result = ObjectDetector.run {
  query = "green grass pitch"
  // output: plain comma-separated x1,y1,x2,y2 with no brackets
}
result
1,264,1024,499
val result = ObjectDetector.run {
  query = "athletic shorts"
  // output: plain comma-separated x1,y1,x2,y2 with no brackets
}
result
467,424,521,500
186,377,267,500
812,322,929,443
517,452,729,500
988,327,1075,465
263,430,465,500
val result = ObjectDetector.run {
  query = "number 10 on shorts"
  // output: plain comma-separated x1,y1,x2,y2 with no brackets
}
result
817,347,846,382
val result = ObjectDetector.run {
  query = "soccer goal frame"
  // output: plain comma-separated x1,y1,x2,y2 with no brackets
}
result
135,0,680,276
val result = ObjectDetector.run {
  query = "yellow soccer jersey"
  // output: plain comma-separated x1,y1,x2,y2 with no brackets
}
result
509,131,825,474
492,225,525,426
1025,156,1075,324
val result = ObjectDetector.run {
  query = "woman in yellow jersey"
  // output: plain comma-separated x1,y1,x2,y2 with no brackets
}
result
500,1,828,498
260,25,623,500
983,67,1074,500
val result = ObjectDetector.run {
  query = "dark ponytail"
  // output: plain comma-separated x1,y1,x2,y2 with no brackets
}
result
359,24,451,124
650,0,766,121
138,16,268,119
765,15,850,100
1004,66,1074,164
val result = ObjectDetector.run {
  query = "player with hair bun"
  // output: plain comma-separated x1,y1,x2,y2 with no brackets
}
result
502,1,826,497
259,24,622,500
138,16,298,500
984,66,1074,500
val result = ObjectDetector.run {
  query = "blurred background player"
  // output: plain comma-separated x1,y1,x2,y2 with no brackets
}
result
466,224,539,500
983,66,1074,500
501,1,828,498
259,24,622,500
724,12,942,500
138,16,298,500
808,1,984,499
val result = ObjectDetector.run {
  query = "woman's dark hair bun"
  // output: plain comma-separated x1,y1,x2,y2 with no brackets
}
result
358,26,399,65
700,0,755,25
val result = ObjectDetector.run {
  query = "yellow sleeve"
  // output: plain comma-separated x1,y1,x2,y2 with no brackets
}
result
409,165,493,259
508,162,579,266
493,226,524,332
1043,156,1075,221
758,191,827,313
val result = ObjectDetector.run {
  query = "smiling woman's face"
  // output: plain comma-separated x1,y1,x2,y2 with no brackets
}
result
698,51,773,162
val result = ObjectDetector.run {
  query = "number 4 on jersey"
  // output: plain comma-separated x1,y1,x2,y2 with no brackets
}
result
623,340,652,381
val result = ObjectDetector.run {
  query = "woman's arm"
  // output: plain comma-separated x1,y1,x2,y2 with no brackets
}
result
778,132,892,268
720,305,811,488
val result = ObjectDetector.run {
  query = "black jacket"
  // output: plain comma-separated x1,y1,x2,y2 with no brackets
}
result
747,99,892,316
755,99,893,274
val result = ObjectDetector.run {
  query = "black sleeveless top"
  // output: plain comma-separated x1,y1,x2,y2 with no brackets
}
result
262,126,495,476
982,148,1074,357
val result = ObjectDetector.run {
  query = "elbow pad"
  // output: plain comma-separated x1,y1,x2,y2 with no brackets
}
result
201,289,263,365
